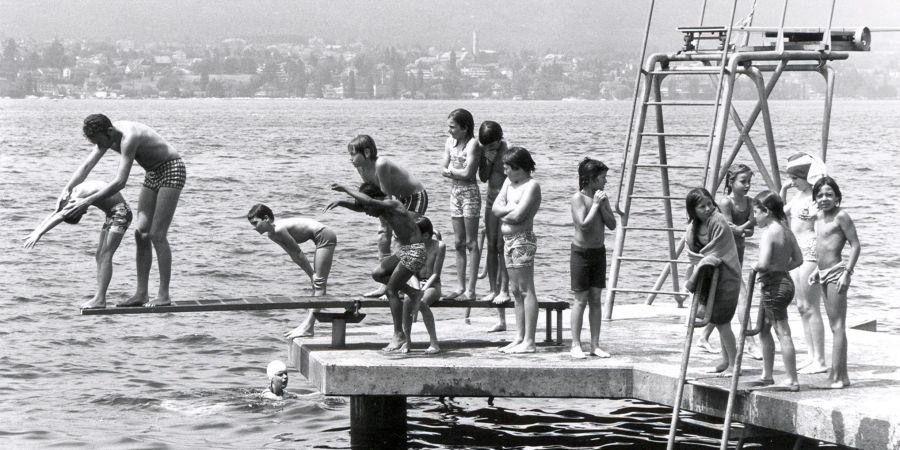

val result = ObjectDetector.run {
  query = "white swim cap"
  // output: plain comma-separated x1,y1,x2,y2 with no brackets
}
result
267,360,287,378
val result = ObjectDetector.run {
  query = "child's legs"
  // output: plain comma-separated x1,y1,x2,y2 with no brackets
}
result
519,265,538,345
822,282,849,381
587,287,603,346
420,286,441,343
148,187,180,298
313,245,336,296
793,261,825,365
451,217,467,292
772,318,798,382
715,321,736,369
463,215,480,295
759,319,775,380
386,263,416,336
372,255,400,285
378,217,393,260
96,229,125,299
570,290,588,346
484,206,500,292
507,267,526,342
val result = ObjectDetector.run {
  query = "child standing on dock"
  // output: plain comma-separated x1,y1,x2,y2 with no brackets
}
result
569,158,616,359
683,188,741,375
492,147,542,354
406,216,446,354
698,164,760,358
246,204,336,339
476,121,510,332
441,109,482,302
810,177,860,389
347,135,429,298
750,191,804,392
23,180,132,310
327,182,426,353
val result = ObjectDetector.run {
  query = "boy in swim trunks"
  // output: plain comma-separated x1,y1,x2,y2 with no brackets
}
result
60,114,185,307
476,121,510,332
492,147,542,354
327,182,426,353
346,135,429,298
750,191,804,392
247,204,337,339
809,177,860,389
24,180,133,310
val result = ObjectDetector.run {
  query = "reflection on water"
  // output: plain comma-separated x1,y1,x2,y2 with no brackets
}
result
0,99,895,447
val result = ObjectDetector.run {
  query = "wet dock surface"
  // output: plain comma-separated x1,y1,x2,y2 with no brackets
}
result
289,302,900,449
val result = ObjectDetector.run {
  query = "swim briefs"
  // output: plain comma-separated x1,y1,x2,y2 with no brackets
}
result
810,261,847,286
450,183,481,218
143,158,186,192
570,244,606,291
102,202,132,234
313,226,337,249
398,190,429,215
503,231,537,269
759,271,794,322
397,243,427,273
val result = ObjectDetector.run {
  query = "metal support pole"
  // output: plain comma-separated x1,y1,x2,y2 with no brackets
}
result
819,65,836,161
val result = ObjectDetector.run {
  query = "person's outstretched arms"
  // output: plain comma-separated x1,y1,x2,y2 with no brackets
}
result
23,211,66,249
268,228,315,283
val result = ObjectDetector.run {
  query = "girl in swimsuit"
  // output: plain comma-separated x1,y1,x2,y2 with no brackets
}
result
697,164,760,359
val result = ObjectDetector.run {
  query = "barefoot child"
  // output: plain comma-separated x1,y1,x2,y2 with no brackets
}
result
750,191,804,391
327,182,425,353
23,180,132,310
492,147,542,354
569,158,616,359
698,164,760,358
405,216,446,354
347,135,429,298
810,176,860,389
683,188,741,375
476,120,510,332
441,109,482,301
247,204,336,339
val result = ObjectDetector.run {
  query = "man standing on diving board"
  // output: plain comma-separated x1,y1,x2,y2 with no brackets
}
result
59,114,186,307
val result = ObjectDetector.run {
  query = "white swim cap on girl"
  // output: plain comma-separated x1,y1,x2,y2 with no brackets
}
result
267,360,287,378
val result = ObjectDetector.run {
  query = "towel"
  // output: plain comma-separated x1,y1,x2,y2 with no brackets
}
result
684,211,742,324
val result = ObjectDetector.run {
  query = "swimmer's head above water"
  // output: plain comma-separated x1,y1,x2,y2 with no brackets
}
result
267,360,288,397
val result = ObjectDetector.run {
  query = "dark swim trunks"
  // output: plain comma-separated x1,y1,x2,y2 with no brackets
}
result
570,244,606,292
143,158,186,192
759,271,794,322
398,190,428,215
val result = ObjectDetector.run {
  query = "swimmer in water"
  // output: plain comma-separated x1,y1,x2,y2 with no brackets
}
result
263,360,289,400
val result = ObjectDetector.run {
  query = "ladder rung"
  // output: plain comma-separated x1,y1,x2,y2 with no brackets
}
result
650,69,725,75
623,226,682,232
645,101,719,106
639,132,710,138
629,195,684,200
610,288,686,296
634,164,706,169
616,257,690,264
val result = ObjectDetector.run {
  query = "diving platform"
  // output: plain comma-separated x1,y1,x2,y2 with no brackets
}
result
290,304,900,449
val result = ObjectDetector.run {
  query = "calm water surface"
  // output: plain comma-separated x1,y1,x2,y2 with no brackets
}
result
1,99,896,448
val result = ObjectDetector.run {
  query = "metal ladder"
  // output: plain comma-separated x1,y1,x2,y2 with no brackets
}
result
667,269,764,450
605,0,741,319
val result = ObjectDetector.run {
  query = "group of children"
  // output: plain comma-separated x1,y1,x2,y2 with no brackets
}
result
22,113,860,381
684,155,860,391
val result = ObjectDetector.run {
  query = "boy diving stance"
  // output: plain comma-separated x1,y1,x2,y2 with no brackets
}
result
326,182,426,353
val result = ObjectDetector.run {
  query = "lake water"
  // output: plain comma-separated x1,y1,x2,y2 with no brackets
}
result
1,98,896,448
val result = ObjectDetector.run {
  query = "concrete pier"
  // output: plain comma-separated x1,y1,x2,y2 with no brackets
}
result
289,303,900,449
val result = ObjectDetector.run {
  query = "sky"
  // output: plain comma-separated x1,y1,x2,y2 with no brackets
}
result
1,0,898,53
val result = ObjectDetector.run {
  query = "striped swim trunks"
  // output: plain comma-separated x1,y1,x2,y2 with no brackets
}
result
399,190,429,215
143,158,186,192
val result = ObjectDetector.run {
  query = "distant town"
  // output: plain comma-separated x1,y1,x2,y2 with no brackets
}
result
2,33,899,100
